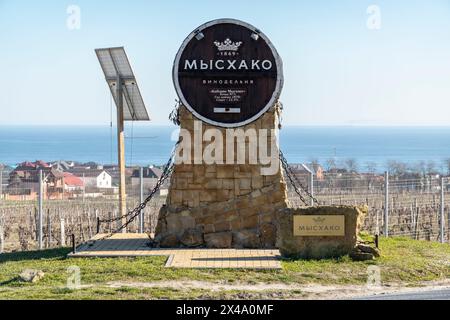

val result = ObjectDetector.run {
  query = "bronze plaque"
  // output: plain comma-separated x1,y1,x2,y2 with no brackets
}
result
293,215,345,236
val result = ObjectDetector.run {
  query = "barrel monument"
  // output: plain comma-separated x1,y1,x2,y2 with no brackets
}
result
155,19,289,248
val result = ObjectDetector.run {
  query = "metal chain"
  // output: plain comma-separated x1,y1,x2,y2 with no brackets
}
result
279,149,321,206
95,140,180,241
99,140,180,224
169,99,181,126
95,142,320,241
97,165,175,240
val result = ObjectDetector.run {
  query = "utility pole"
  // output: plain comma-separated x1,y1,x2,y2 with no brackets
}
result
384,171,389,237
116,75,127,233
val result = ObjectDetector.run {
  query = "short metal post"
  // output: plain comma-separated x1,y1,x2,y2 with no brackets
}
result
38,169,43,250
309,171,314,207
60,218,66,247
139,167,144,233
375,234,379,249
440,177,445,243
71,234,76,253
82,173,85,202
0,168,3,203
96,217,100,234
0,224,4,254
384,171,389,237
46,209,51,248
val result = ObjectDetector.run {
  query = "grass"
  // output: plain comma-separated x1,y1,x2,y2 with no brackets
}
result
0,236,449,299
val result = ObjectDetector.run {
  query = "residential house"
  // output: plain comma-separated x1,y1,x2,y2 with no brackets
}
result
63,172,84,192
67,168,112,190
103,164,134,185
6,161,74,200
6,161,51,200
130,166,168,196
290,163,325,181
50,160,76,171
0,164,13,200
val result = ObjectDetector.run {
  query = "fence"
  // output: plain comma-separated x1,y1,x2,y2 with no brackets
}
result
0,169,166,253
288,171,449,243
0,170,449,253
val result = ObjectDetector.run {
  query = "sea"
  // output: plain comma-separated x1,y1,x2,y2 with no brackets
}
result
1,125,450,173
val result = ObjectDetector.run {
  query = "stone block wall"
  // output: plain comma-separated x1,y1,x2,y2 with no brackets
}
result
155,105,289,248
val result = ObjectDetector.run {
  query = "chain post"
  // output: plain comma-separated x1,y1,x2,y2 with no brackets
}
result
93,140,180,242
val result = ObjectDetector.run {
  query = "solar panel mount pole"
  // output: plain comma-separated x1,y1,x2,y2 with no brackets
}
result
95,47,151,234
116,76,127,233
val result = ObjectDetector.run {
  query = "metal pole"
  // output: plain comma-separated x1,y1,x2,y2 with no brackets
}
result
139,167,144,233
38,169,43,250
0,168,3,203
309,171,314,207
96,217,100,234
82,173,85,202
46,209,51,248
384,171,389,237
116,76,127,233
71,234,76,254
60,218,65,247
440,177,445,243
0,224,4,254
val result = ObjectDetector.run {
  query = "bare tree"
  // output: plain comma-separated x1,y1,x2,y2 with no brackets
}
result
344,158,358,173
325,158,336,172
387,160,407,177
416,161,427,176
444,158,450,176
365,161,377,174
308,158,320,169
426,160,436,175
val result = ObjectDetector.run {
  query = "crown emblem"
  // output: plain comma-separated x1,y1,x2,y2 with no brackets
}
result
313,217,326,223
214,38,242,52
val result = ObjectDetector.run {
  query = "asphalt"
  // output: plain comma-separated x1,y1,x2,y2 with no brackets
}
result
354,288,450,300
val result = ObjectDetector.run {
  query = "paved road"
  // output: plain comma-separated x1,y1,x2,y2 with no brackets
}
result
355,288,450,300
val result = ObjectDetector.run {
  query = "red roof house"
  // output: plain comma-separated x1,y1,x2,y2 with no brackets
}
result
63,172,84,188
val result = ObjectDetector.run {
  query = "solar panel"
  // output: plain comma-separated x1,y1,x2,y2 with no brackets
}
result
95,47,150,121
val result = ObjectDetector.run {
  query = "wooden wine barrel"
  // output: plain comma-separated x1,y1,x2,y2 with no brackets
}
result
173,19,283,128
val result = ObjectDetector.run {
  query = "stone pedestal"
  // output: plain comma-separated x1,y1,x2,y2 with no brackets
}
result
155,105,288,248
276,206,368,259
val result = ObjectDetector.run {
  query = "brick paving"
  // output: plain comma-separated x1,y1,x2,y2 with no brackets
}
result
68,233,281,269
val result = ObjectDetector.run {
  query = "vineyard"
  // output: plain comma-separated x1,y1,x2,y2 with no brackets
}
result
0,197,165,252
1,174,449,253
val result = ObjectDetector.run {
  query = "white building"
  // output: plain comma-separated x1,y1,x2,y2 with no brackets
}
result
68,169,112,189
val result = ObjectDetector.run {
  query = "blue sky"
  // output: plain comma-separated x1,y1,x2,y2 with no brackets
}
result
1,0,450,126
